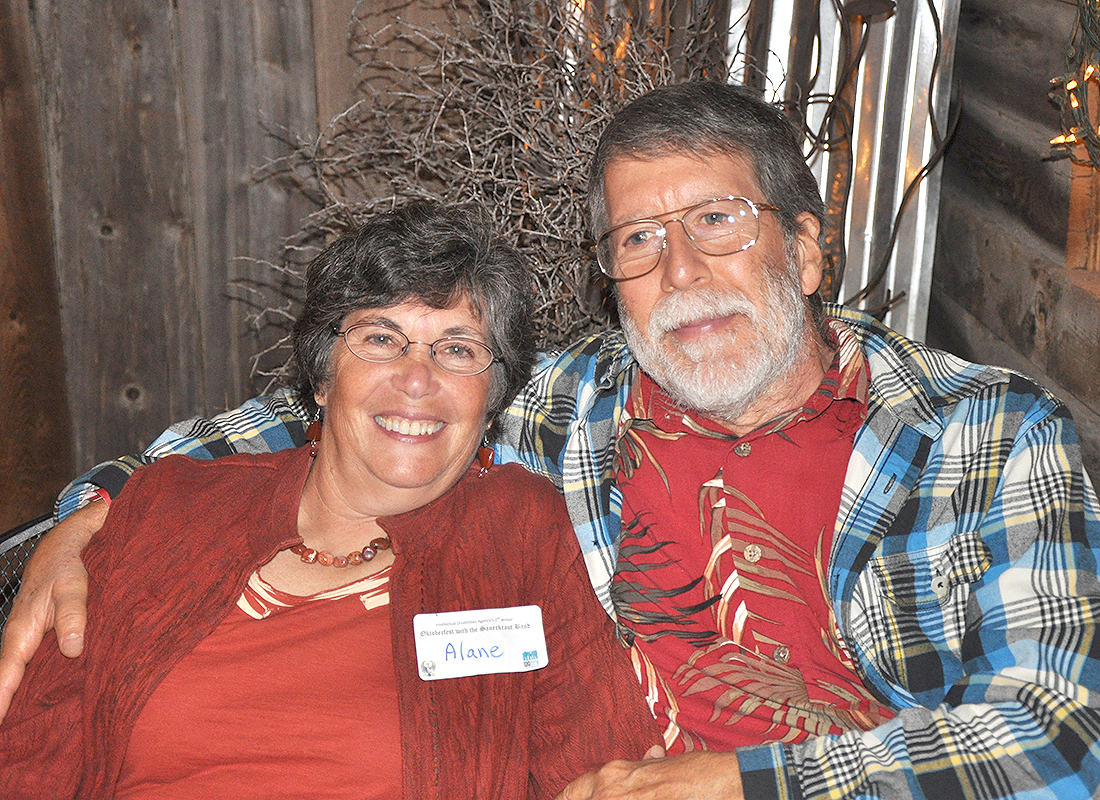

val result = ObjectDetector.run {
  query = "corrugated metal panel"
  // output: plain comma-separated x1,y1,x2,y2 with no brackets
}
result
728,0,959,341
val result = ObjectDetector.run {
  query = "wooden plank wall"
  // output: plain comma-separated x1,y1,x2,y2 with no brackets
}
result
0,0,72,530
931,0,1100,477
26,0,321,480
312,0,360,127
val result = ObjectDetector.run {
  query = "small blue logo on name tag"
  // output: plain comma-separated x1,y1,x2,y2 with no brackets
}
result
522,650,539,667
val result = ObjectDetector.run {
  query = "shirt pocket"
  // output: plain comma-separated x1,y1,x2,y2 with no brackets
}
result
852,531,992,696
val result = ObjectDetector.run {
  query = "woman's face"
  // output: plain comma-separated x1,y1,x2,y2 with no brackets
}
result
314,299,493,515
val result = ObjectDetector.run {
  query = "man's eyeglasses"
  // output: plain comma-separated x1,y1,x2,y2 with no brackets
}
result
334,323,497,376
595,196,781,281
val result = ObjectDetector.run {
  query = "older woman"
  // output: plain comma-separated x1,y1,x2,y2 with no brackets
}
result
0,203,658,798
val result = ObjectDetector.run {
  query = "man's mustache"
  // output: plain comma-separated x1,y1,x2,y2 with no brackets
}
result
647,288,757,336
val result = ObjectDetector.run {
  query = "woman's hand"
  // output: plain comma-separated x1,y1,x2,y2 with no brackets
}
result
0,500,107,721
554,748,744,800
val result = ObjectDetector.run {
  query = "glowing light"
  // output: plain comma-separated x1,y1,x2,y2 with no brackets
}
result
1050,132,1080,145
1086,65,1097,80
1068,79,1080,91
1071,93,1081,108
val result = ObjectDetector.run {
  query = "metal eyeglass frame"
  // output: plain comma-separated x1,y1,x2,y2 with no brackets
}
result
333,322,498,376
594,195,781,281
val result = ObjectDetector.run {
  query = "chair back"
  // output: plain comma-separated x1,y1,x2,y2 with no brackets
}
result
0,515,54,632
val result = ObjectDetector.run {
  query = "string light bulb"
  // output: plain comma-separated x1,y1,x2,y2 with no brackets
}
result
1051,0,1100,166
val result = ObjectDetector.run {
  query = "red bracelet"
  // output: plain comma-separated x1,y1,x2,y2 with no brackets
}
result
87,487,112,508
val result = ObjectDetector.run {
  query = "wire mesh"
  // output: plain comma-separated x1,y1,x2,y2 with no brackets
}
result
0,517,52,632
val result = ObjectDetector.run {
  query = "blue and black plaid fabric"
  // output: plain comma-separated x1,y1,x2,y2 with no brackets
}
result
57,391,311,519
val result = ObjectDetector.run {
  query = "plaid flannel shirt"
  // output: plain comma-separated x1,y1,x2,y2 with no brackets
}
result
55,392,313,519
59,305,1100,799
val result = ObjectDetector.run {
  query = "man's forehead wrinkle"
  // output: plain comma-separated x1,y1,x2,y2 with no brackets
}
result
605,153,765,228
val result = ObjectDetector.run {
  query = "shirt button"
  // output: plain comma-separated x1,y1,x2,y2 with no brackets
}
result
931,575,949,598
744,544,763,563
773,646,791,664
734,442,752,457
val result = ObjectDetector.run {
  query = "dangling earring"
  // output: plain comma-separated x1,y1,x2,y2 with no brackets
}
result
306,410,322,459
477,439,494,478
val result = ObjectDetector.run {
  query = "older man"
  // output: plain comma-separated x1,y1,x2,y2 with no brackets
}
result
3,82,1099,800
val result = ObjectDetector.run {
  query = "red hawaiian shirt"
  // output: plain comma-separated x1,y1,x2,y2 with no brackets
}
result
612,325,895,752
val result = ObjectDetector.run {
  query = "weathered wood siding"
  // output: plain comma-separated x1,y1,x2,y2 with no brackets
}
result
311,0,360,126
30,0,319,476
0,0,72,529
931,0,1100,478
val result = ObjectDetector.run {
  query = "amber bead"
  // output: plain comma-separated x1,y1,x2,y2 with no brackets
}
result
287,536,391,567
291,545,319,564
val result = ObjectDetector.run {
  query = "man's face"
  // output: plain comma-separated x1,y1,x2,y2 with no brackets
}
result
604,152,824,422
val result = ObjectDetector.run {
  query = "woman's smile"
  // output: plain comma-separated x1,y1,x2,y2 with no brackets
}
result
374,415,446,436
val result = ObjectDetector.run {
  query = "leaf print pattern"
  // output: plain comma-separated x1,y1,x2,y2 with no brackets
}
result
611,368,893,752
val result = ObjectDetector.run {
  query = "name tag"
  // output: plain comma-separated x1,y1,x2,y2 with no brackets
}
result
413,605,547,681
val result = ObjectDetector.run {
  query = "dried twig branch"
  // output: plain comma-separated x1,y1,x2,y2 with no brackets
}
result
249,0,729,388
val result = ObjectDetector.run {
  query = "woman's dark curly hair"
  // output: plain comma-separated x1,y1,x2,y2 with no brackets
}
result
292,202,536,435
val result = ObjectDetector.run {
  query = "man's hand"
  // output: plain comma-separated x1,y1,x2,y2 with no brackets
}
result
555,749,743,800
0,500,107,722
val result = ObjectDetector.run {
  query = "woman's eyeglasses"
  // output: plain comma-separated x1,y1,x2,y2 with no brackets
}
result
334,323,497,376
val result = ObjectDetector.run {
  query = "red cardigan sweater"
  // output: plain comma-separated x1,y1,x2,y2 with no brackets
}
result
0,446,658,798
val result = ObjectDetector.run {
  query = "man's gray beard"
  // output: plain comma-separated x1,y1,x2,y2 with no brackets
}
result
620,264,807,421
